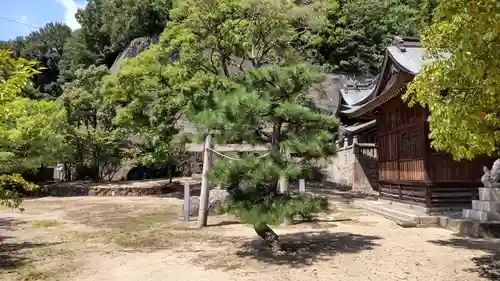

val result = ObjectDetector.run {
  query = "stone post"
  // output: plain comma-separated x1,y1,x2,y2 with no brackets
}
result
335,140,341,149
299,179,306,193
183,183,190,222
343,137,349,148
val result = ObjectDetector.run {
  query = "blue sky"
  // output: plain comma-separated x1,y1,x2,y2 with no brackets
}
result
0,0,87,40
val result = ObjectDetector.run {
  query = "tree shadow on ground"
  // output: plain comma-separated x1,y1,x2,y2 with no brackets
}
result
236,231,381,267
428,237,500,280
0,237,61,270
0,217,60,270
0,217,26,231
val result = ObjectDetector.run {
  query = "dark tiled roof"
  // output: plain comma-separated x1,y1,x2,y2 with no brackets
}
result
339,74,379,107
339,37,434,119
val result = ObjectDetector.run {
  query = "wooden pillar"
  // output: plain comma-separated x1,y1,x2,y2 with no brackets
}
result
198,134,213,228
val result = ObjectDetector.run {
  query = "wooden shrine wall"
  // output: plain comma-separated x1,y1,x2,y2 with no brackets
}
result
375,95,495,208
427,151,493,183
376,97,426,183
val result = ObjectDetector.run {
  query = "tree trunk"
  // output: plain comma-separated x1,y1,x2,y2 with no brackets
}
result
254,223,282,252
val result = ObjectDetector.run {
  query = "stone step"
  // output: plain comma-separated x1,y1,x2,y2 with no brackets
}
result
472,200,500,212
396,220,418,228
354,200,419,223
463,209,500,221
478,187,500,201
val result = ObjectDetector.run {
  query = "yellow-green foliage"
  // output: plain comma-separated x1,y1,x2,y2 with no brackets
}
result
0,49,69,210
406,0,500,159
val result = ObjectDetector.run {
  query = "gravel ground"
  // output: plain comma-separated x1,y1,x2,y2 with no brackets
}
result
0,196,498,281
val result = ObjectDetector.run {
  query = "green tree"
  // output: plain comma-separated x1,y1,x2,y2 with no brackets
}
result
101,44,187,180
0,23,73,98
101,0,172,53
58,30,100,85
60,0,172,74
0,49,68,209
22,23,73,97
405,0,500,159
59,65,127,180
309,0,429,74
128,0,337,249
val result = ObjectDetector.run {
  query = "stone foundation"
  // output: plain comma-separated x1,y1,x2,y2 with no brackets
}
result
324,143,378,193
463,188,500,222
458,220,500,238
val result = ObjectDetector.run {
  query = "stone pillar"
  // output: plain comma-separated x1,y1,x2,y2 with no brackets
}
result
343,137,349,148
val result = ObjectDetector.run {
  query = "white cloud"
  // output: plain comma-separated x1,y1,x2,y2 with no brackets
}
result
56,0,85,30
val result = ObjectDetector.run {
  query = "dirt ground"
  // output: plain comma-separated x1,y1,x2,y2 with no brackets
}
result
1,196,499,281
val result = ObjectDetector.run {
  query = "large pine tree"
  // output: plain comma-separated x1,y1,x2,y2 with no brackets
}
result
103,0,339,250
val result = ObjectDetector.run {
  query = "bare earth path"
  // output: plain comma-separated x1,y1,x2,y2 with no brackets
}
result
1,196,498,281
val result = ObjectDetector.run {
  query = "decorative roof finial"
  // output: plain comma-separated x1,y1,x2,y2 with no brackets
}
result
393,36,406,52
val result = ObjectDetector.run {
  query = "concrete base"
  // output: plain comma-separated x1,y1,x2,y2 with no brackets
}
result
479,187,500,201
472,200,500,212
458,220,500,238
353,199,500,238
463,209,500,221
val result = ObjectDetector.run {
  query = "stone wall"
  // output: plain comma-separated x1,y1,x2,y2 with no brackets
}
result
26,178,200,197
324,142,378,193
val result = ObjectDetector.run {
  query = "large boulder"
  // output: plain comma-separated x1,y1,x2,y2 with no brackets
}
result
184,189,230,217
109,36,159,74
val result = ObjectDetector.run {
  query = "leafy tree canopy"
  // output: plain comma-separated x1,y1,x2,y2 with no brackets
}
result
406,0,500,159
0,23,73,97
63,0,172,71
106,0,338,248
101,41,188,176
0,50,68,209
309,0,430,74
58,65,128,180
